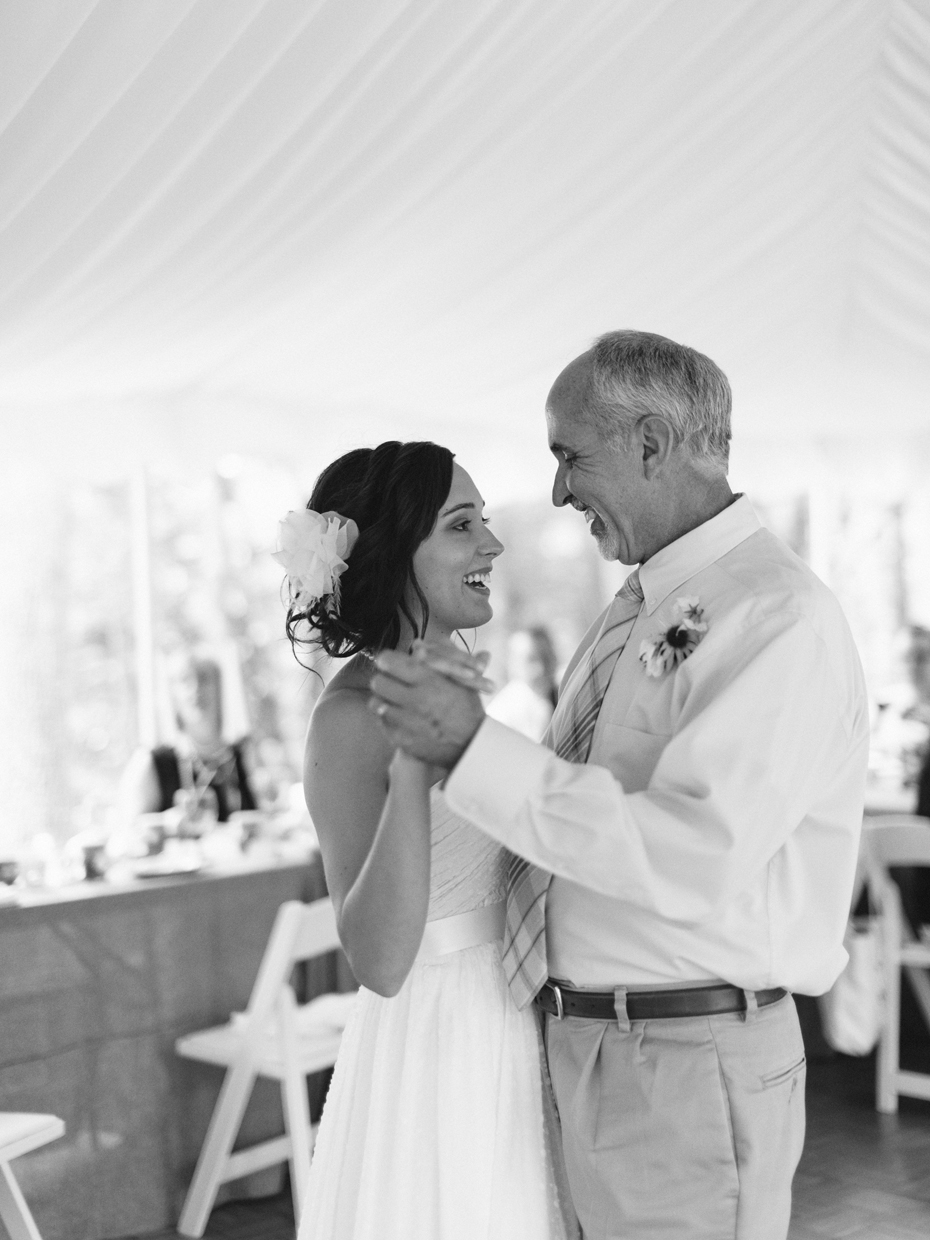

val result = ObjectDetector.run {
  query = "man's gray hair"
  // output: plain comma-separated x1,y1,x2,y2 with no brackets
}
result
587,330,732,468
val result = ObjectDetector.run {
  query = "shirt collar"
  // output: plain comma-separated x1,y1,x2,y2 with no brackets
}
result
637,494,761,615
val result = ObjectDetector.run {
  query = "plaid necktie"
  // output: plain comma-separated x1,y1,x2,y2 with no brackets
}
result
502,570,644,1009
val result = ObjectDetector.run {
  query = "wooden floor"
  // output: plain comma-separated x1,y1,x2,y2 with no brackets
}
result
789,1051,930,1240
128,1052,930,1240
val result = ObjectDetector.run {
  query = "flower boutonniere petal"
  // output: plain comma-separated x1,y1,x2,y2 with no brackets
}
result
639,596,708,679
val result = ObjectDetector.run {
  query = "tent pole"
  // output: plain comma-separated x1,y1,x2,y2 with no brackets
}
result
130,466,157,750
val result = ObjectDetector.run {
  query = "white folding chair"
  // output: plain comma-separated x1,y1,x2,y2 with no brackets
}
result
175,897,356,1237
862,815,930,1112
0,1112,65,1240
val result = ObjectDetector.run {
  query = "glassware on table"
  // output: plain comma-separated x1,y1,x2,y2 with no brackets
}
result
82,841,109,881
0,859,19,886
173,787,219,839
228,810,265,848
137,811,174,856
20,832,66,888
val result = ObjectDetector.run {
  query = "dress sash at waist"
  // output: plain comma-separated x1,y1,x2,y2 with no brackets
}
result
415,901,506,962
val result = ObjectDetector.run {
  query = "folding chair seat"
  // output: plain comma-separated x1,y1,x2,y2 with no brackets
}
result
862,815,930,1112
0,1112,65,1240
175,897,356,1236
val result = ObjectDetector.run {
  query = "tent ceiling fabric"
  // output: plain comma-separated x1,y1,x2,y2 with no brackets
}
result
0,0,928,494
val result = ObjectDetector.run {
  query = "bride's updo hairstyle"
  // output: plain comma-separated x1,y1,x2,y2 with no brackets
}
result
285,440,455,663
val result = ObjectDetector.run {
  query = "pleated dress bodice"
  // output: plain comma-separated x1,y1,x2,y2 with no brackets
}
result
426,785,508,921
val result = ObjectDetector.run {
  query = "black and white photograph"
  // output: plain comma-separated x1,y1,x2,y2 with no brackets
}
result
1,3,930,1239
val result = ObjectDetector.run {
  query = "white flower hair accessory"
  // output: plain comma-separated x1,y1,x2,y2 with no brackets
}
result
639,597,708,679
273,509,359,613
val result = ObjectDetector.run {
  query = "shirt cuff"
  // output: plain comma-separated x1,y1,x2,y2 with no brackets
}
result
445,717,551,835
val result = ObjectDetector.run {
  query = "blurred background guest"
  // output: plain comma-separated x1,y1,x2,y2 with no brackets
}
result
870,625,930,1009
120,651,257,826
911,627,930,820
894,627,930,946
486,626,559,742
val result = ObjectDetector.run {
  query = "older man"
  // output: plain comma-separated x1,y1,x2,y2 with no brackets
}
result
371,331,869,1240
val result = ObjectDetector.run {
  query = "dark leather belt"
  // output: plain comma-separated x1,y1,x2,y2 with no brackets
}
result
536,980,787,1022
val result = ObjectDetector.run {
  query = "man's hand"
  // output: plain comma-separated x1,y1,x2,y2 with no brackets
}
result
369,648,486,769
410,639,495,692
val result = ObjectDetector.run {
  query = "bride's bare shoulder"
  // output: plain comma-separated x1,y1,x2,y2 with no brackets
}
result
307,657,391,770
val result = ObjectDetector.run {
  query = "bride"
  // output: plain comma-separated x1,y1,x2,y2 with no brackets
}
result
277,440,575,1239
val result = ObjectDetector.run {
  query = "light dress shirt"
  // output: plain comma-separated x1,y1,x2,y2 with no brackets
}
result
446,496,870,995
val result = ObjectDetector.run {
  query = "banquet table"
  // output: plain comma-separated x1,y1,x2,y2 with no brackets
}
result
0,853,350,1240
863,782,917,817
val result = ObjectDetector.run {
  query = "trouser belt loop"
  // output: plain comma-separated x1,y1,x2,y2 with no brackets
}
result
742,988,758,1022
613,986,631,1033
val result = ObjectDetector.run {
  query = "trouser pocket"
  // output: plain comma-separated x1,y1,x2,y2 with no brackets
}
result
761,1053,806,1089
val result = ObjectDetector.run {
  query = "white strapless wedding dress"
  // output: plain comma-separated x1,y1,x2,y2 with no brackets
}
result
297,787,576,1239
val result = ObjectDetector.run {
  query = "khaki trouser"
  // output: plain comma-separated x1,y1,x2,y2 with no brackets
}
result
545,993,806,1240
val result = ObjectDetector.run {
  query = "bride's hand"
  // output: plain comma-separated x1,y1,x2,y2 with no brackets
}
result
409,639,495,694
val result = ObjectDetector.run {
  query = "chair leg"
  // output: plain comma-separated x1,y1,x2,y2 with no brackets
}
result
0,1161,44,1240
281,1070,314,1228
904,963,930,1028
877,920,901,1114
278,986,314,1229
177,1059,258,1238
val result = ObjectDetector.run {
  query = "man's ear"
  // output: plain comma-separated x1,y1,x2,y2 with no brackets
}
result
640,416,675,478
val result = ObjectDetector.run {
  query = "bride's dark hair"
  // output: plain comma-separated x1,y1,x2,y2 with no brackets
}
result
285,440,455,663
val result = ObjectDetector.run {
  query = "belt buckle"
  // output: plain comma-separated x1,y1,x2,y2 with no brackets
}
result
547,982,564,1020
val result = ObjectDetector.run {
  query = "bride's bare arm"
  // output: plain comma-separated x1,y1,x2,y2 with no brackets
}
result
304,690,432,997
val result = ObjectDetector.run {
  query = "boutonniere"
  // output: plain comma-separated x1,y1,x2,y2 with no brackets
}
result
639,597,708,679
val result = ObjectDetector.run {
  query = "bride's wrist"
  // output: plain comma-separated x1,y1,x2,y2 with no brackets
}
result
389,749,429,782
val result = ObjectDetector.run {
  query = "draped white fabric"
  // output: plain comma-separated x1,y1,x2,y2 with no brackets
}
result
0,0,927,493
859,0,930,353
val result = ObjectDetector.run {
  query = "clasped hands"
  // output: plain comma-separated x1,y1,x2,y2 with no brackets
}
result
369,640,493,770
